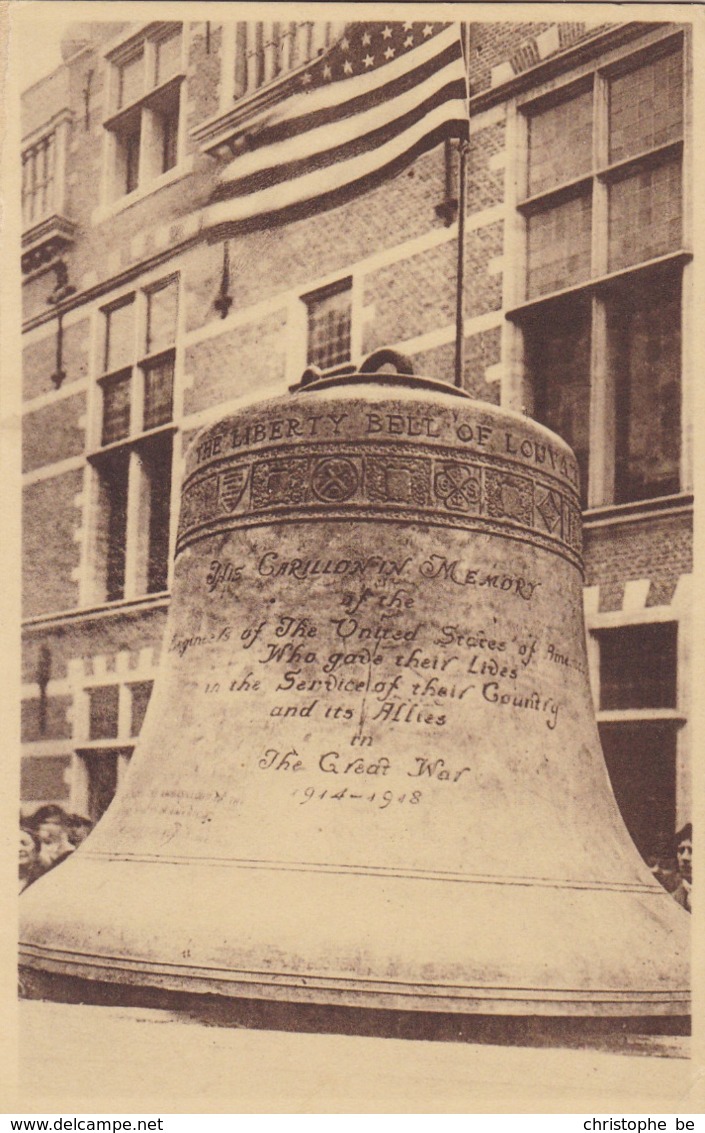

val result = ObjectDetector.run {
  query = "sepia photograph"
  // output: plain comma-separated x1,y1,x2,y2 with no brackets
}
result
3,0,703,1116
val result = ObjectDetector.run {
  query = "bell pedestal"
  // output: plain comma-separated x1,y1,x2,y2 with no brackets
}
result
20,374,690,1019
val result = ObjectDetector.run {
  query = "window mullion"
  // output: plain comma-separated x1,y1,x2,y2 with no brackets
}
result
587,296,615,508
587,72,612,508
503,99,529,414
116,684,131,742
123,448,147,600
591,73,609,276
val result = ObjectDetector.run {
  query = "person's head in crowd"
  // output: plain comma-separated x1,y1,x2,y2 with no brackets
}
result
19,826,40,889
67,813,93,847
676,822,692,885
30,804,75,867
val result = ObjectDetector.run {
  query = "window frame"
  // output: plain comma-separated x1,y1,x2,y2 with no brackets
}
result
73,677,155,823
302,277,354,373
590,620,684,861
21,109,73,235
85,274,181,608
501,26,692,512
218,20,346,115
102,22,187,207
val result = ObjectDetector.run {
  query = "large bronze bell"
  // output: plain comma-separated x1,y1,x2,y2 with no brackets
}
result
20,358,690,1018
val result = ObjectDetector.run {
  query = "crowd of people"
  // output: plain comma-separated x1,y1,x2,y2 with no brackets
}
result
19,805,93,894
18,802,692,914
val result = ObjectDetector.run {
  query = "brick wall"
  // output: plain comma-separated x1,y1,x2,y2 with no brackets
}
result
21,607,168,686
22,392,86,473
464,222,504,319
23,319,90,402
468,22,553,93
184,312,288,415
468,123,506,213
21,695,73,743
464,327,502,399
186,22,223,134
467,21,611,95
23,470,83,618
21,756,72,805
584,513,692,612
363,241,457,350
21,66,70,137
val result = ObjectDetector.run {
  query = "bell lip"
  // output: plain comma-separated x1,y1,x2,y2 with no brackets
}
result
18,953,691,1018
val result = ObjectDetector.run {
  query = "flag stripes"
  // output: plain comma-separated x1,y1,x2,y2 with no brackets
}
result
205,21,468,236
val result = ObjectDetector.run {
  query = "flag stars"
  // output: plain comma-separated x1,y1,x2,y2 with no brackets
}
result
404,35,414,48
382,26,393,39
363,54,374,68
362,31,371,45
403,21,413,31
300,72,312,85
384,46,395,60
343,59,353,74
322,63,332,80
340,36,350,52
423,24,434,37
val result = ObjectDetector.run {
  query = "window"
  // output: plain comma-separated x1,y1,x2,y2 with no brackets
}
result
105,23,184,201
22,133,56,228
231,21,344,100
304,279,353,371
599,623,677,710
512,36,687,509
130,681,154,736
88,684,120,740
90,277,178,604
595,623,680,861
76,681,154,823
21,112,75,272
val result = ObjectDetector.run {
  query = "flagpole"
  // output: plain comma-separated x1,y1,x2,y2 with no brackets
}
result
454,22,470,390
454,138,468,389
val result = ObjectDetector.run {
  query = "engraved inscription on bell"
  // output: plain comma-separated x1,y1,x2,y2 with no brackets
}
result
19,378,689,1017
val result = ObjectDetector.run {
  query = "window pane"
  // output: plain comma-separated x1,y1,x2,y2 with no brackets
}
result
142,434,172,594
608,159,682,272
118,51,144,108
306,284,352,369
102,373,131,445
609,47,683,164
88,685,120,740
104,299,135,373
611,273,681,503
599,623,677,710
97,451,129,602
146,280,178,354
21,152,31,225
526,87,593,197
234,24,249,97
525,297,591,507
143,356,174,430
154,29,182,86
130,681,153,735
526,193,592,299
124,124,141,194
82,751,121,823
162,104,179,172
598,721,677,862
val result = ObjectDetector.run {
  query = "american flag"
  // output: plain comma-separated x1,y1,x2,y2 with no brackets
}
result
205,21,468,235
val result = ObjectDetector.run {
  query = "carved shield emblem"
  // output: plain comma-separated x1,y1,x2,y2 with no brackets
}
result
218,468,249,512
